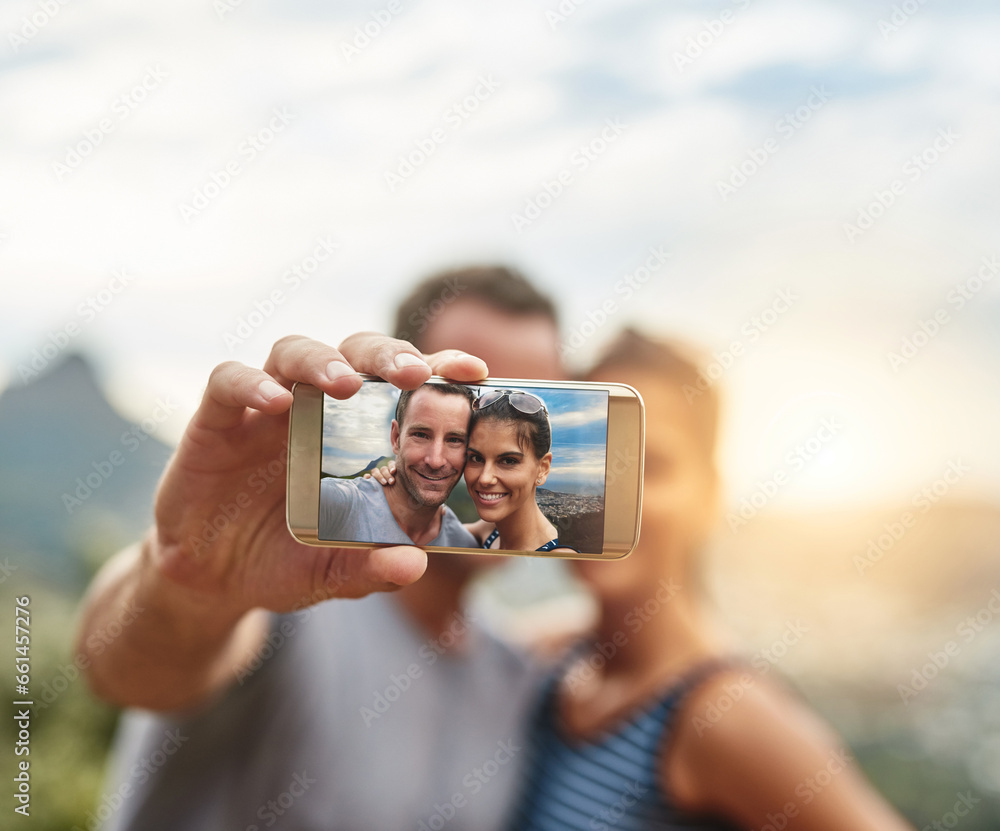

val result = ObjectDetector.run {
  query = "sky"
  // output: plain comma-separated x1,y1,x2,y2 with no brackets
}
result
2,0,999,511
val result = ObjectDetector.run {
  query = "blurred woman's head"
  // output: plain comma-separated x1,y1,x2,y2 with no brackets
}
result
577,329,721,598
465,390,552,524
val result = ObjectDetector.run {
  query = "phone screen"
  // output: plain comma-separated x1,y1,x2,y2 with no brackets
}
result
317,380,610,554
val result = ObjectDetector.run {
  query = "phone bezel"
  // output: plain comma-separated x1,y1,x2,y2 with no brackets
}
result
287,376,643,559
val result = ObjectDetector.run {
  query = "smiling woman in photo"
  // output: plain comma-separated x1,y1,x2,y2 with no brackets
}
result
463,388,577,554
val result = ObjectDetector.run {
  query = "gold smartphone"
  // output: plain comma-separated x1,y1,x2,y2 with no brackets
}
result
287,376,643,559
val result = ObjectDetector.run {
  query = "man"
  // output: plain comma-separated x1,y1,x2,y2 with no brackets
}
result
318,383,477,547
75,266,565,830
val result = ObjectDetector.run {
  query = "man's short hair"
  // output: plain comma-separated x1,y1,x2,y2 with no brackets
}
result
393,265,558,351
395,383,476,429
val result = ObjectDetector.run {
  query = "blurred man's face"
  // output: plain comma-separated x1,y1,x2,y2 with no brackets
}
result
420,298,565,380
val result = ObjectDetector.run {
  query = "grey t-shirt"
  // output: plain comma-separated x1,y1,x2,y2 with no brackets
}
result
101,593,544,831
319,475,476,547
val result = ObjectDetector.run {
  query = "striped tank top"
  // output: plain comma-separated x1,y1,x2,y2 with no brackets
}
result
507,659,742,830
482,528,578,553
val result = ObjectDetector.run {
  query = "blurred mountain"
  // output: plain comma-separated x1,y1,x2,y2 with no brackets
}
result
0,353,174,589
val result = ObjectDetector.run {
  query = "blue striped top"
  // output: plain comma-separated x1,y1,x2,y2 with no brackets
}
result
507,659,742,831
482,528,579,553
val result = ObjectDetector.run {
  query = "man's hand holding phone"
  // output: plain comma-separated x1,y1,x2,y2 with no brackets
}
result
74,333,487,710
151,333,486,611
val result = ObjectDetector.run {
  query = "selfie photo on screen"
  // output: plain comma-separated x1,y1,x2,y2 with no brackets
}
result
318,380,609,553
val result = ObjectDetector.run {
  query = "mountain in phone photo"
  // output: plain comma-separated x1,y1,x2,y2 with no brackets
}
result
322,455,396,479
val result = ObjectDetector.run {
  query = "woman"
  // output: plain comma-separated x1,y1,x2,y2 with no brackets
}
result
507,329,913,831
369,387,577,553
464,388,577,553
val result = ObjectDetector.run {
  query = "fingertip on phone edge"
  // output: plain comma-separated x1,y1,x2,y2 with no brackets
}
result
258,379,291,403
323,373,364,400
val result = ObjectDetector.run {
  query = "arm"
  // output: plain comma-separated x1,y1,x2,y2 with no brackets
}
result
466,519,493,546
318,476,364,540
74,538,272,711
665,671,914,830
74,334,487,712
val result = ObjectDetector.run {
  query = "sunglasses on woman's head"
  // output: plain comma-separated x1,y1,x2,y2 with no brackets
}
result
473,389,548,415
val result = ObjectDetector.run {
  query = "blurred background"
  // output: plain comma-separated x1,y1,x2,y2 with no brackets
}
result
1,0,999,827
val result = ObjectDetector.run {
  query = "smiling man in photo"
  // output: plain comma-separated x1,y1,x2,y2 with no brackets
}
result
318,382,478,548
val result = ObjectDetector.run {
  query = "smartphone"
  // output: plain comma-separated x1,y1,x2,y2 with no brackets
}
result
287,376,643,559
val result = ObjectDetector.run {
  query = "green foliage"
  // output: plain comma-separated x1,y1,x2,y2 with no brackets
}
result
1,577,120,831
